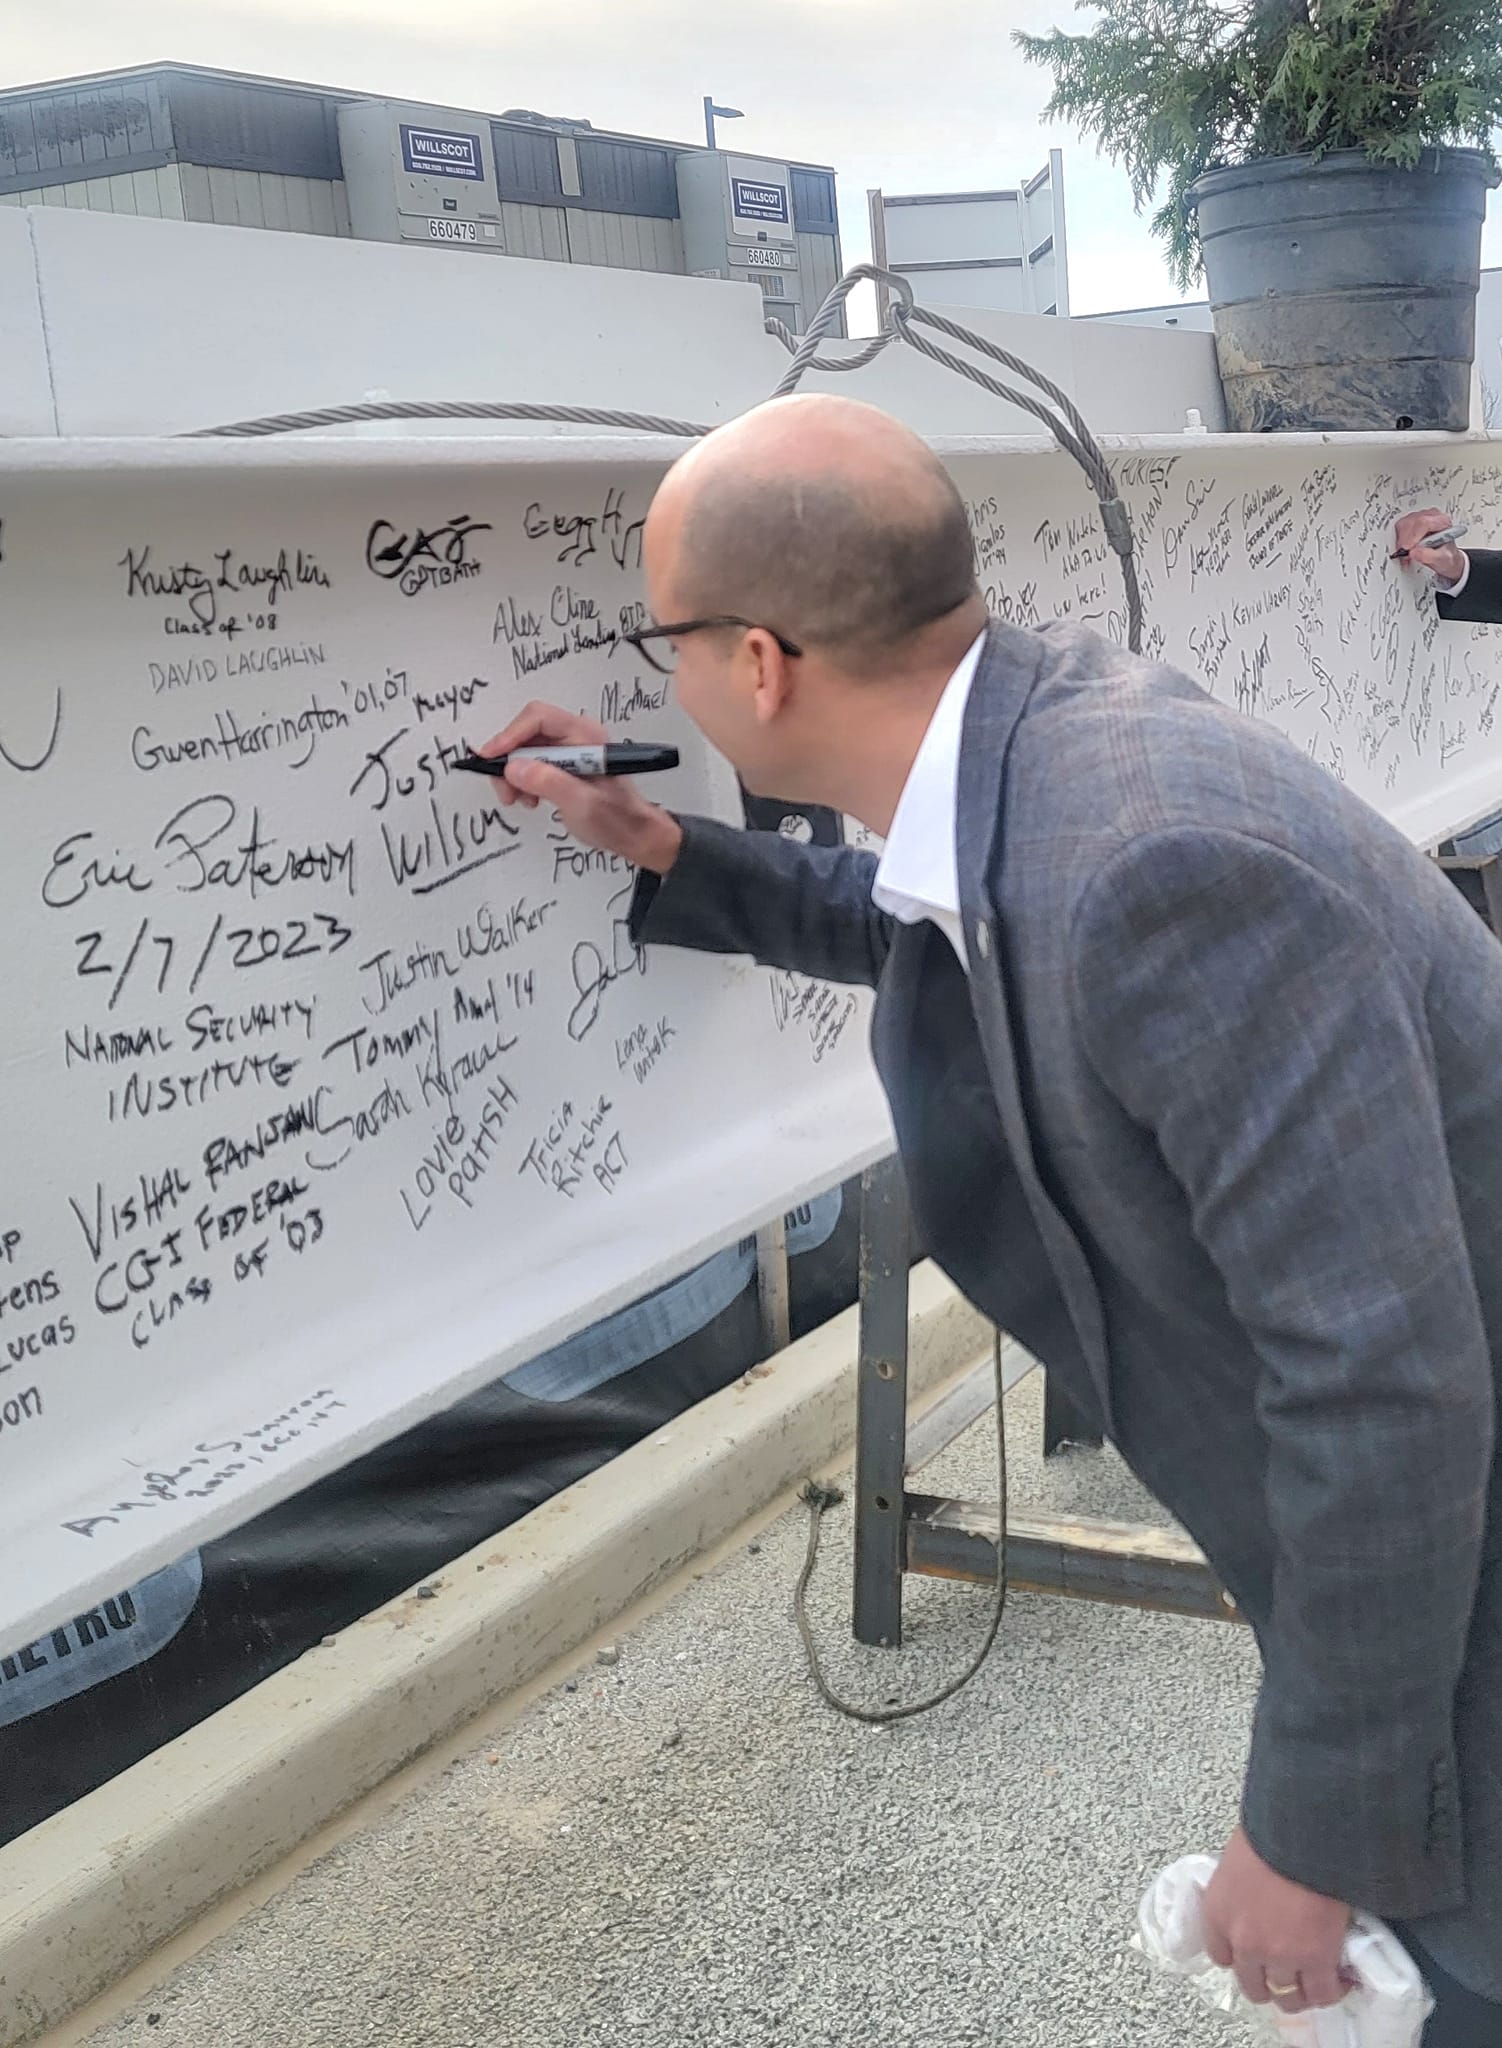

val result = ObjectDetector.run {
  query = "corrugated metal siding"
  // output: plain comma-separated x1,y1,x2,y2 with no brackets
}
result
165,77,341,179
0,78,171,188
139,166,184,218
179,165,347,237
0,165,185,218
574,136,678,219
501,201,569,262
256,170,290,230
798,230,840,315
306,178,338,236
282,175,315,235
178,162,209,219
492,124,564,206
790,167,838,235
205,165,243,225
564,208,609,268
647,214,686,272
566,207,683,274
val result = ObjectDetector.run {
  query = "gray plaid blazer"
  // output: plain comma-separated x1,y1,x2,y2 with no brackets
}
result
633,620,1502,1992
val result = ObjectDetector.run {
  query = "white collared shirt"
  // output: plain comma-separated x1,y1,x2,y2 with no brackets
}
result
1438,556,1472,598
870,631,986,971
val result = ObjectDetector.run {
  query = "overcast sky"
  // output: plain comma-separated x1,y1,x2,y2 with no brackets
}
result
7,0,1500,316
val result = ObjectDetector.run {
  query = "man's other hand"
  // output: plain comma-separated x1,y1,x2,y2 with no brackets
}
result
1394,508,1467,585
1201,1825,1353,2016
474,700,683,875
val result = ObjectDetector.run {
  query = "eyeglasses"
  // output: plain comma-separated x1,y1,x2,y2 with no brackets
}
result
623,615,804,677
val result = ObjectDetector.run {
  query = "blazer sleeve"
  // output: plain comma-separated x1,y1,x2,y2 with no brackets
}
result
1437,549,1502,624
1069,827,1493,1921
627,814,892,989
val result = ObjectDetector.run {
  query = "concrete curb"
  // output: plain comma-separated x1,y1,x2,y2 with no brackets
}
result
0,1267,987,2046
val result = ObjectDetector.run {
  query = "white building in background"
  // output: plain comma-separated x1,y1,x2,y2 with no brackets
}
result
867,150,1069,317
0,61,843,331
1080,299,1213,331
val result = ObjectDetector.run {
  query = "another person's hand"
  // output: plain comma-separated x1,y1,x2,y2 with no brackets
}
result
1393,508,1467,585
1201,1825,1353,2016
474,700,683,875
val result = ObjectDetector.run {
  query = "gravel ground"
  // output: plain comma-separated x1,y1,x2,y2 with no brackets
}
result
78,1372,1261,2048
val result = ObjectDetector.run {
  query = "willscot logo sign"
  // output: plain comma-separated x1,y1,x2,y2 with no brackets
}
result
400,125,484,182
731,178,789,225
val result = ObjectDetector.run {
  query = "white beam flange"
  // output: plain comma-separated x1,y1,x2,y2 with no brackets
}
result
0,1265,988,2048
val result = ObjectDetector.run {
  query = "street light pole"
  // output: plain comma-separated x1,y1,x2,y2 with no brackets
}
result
703,97,745,150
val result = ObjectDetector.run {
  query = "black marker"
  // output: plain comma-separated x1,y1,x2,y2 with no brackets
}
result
453,742,680,779
1390,520,1469,561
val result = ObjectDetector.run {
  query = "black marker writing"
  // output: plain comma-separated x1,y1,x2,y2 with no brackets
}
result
365,515,491,596
0,687,63,775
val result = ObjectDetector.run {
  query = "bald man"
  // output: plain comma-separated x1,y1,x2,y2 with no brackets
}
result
483,396,1502,2044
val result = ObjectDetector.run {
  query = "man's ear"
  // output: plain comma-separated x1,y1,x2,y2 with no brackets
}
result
744,628,794,727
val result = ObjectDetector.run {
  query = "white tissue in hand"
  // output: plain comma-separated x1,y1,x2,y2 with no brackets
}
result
1133,1854,1433,2047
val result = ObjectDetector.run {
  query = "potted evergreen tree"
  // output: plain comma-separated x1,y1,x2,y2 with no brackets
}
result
1017,0,1502,432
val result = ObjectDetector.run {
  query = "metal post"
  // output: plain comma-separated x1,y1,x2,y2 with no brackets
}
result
703,96,717,150
852,1156,911,1647
755,1215,791,1357
1435,852,1502,941
1041,1371,1105,1458
866,188,891,330
1481,856,1502,940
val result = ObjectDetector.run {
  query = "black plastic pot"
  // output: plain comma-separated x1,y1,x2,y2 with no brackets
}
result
1188,148,1499,432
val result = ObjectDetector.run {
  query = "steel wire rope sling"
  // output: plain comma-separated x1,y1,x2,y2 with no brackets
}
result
184,262,1144,663
188,262,1146,1719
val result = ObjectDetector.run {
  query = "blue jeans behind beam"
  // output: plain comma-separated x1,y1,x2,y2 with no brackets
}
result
1450,808,1502,860
0,1190,843,1725
506,1188,841,1402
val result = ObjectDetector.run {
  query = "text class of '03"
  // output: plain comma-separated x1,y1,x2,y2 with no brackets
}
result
2,452,1499,1503
0,484,690,1478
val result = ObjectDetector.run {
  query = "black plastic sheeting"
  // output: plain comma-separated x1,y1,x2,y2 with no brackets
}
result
11,805,1480,1844
0,792,869,1847
0,1178,864,1847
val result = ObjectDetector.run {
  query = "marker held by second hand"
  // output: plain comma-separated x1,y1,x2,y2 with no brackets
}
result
454,742,680,780
1391,522,1469,561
